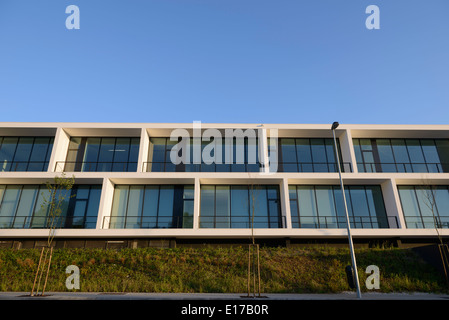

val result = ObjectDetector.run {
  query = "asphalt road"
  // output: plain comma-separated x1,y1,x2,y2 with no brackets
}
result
0,291,448,300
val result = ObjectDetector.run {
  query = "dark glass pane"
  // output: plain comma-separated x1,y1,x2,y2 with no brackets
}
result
281,139,297,163
290,200,299,228
158,186,174,228
436,140,449,172
296,139,312,163
297,186,318,228
14,185,38,228
0,137,18,171
112,138,131,171
182,200,194,228
150,138,167,163
231,186,249,227
85,186,101,222
391,139,410,164
13,138,33,170
97,138,115,171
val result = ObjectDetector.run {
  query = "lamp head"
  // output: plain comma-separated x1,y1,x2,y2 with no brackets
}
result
331,122,340,130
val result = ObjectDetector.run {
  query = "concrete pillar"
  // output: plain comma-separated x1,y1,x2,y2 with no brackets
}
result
48,127,71,172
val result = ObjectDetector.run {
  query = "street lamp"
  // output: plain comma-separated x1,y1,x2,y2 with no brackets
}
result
331,122,362,299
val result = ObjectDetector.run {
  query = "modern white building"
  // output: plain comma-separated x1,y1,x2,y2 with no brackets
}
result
0,122,448,249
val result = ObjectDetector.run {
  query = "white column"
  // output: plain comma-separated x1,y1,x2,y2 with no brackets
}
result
258,128,269,173
339,129,358,173
96,178,115,230
280,178,292,229
193,177,201,229
137,128,150,172
381,178,406,229
48,127,70,172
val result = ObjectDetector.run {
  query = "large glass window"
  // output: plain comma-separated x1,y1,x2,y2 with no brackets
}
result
397,185,449,229
0,184,101,229
0,137,54,172
199,185,282,228
276,138,347,172
289,185,390,228
109,185,194,229
147,137,260,172
64,137,140,172
354,138,449,173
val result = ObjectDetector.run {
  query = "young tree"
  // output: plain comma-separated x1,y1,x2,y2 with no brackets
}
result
31,172,75,296
245,172,262,298
418,179,449,288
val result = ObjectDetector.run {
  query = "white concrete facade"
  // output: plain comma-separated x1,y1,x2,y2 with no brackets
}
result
1,122,449,245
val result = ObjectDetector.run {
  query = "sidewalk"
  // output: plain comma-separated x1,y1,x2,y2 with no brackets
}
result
0,291,448,300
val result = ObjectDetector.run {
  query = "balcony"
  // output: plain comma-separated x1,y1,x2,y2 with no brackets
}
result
143,161,261,173
103,216,193,229
357,162,449,173
56,161,138,172
291,215,399,229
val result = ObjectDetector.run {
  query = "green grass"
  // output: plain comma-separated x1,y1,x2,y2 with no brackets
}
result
0,246,447,294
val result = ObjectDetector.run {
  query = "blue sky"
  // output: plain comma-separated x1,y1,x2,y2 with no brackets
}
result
0,0,448,124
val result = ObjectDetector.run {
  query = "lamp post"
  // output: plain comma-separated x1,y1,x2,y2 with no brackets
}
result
331,121,362,299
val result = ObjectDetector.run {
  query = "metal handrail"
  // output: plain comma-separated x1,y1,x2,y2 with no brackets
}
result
0,215,96,229
104,216,193,229
0,161,50,172
291,215,399,229
199,215,286,229
404,216,449,229
277,161,353,173
55,161,138,172
143,161,262,173
143,161,353,173
357,162,449,173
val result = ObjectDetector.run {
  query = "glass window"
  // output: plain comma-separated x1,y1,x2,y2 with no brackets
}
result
315,186,337,228
126,186,144,228
0,137,54,172
200,185,281,229
110,185,129,228
279,138,342,172
0,184,100,229
110,185,193,229
231,186,250,228
355,138,449,173
67,137,139,172
0,186,21,228
297,186,318,228
290,185,388,229
396,186,449,229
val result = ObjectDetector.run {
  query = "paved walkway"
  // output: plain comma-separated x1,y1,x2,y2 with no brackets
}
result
0,291,448,300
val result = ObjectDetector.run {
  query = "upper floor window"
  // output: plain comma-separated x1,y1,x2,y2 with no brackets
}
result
0,184,101,229
354,138,449,173
275,138,349,172
62,137,140,172
0,137,54,172
146,137,260,172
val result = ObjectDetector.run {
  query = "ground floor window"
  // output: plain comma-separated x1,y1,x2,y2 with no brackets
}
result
109,185,194,228
397,185,449,229
289,185,389,228
0,184,101,229
199,185,282,228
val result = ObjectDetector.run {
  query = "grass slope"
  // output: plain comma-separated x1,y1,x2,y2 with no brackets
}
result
0,246,447,294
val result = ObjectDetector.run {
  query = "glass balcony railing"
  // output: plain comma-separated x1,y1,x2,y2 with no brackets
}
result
291,215,399,229
357,162,449,173
56,161,138,172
